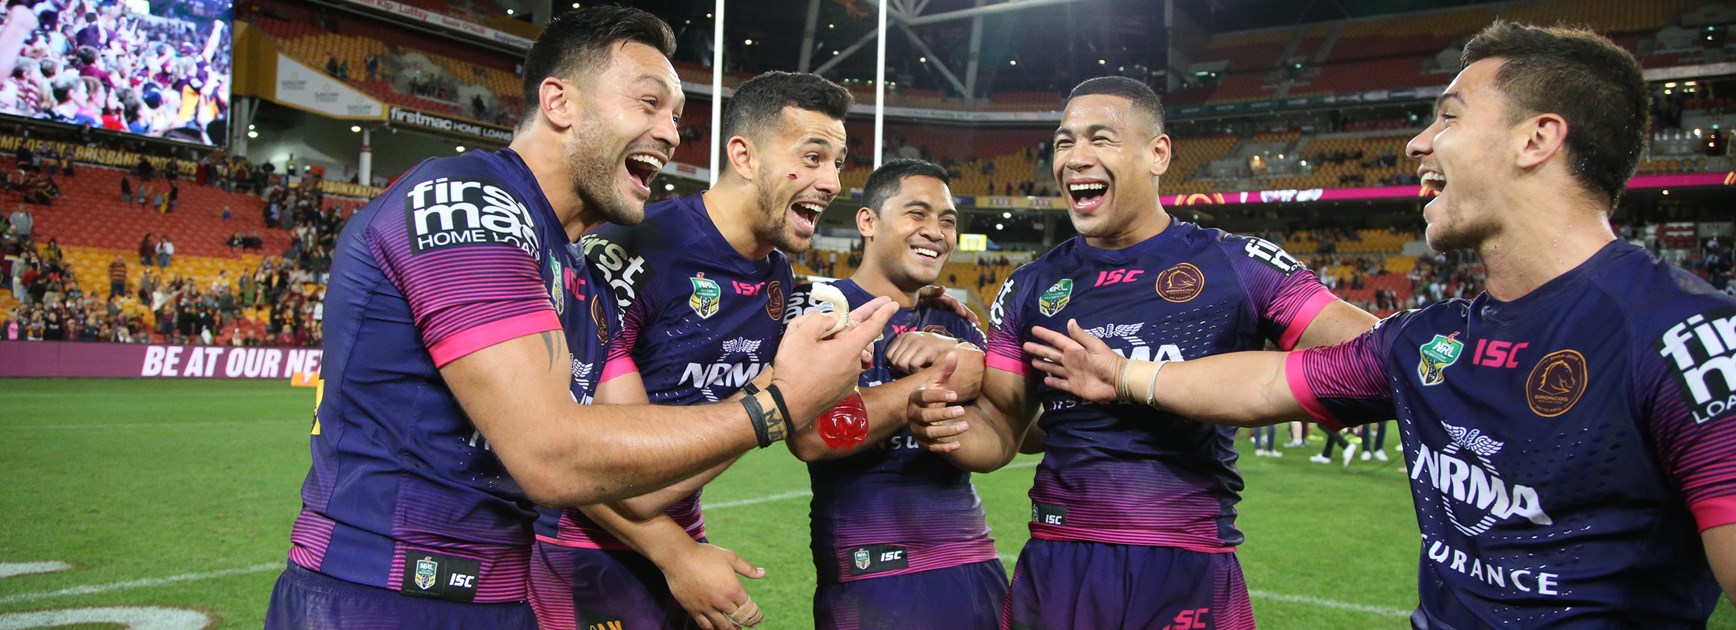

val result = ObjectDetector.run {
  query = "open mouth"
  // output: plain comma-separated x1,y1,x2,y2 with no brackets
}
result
912,245,944,264
789,200,824,235
1421,171,1446,195
624,153,666,194
1067,180,1108,211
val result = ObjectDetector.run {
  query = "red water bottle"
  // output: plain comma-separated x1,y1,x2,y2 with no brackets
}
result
816,389,868,449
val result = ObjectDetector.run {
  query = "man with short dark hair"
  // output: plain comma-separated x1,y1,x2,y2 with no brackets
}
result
529,70,853,630
106,255,124,298
1019,22,1736,627
265,9,893,627
909,76,1375,628
785,159,1005,628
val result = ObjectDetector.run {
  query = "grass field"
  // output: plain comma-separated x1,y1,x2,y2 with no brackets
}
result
1,379,1732,628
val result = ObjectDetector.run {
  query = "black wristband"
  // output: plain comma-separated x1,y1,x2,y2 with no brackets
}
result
741,381,761,396
764,384,794,443
741,394,771,448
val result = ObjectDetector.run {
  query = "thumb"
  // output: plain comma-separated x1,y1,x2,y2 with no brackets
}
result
731,554,765,580
931,351,959,388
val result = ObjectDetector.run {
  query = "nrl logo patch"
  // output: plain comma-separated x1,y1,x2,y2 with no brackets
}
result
414,556,438,591
852,548,871,571
1038,278,1073,317
1417,332,1464,386
689,273,721,319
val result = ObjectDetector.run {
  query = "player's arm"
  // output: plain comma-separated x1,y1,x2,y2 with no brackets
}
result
907,353,1040,472
1294,300,1379,349
788,333,985,461
589,364,746,519
443,299,897,507
1703,525,1736,603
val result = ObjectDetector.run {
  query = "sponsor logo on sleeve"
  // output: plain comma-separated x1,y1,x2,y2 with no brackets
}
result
581,234,650,312
785,284,823,320
1417,332,1464,386
1525,350,1587,417
1658,309,1736,424
1156,263,1206,303
404,178,540,257
989,278,1017,329
1241,237,1303,275
1038,278,1073,317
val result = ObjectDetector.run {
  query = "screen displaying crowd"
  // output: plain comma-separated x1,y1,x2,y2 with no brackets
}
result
0,0,232,145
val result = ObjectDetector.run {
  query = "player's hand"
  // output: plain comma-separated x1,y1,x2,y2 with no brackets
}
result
917,285,981,327
907,352,969,453
1024,319,1123,403
661,542,766,629
886,330,964,372
773,297,898,426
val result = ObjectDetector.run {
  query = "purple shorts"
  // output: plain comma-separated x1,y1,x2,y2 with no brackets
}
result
814,559,1008,629
265,562,535,629
1004,539,1255,630
529,540,698,630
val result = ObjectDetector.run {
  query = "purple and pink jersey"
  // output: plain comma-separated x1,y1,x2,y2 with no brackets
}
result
786,279,998,583
987,221,1337,551
284,149,617,604
532,193,792,549
1291,240,1736,627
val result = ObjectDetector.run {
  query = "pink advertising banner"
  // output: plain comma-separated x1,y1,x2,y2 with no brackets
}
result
0,341,322,379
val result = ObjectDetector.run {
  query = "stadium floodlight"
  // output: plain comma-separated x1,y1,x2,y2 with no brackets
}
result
455,145,466,152
350,126,361,133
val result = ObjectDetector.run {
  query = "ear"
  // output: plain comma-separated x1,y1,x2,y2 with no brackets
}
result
1516,113,1566,171
1147,133,1172,177
537,77,576,130
856,206,877,241
726,135,755,181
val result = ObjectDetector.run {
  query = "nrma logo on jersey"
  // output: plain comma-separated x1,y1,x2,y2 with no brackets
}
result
680,337,767,397
1412,421,1552,536
1659,309,1736,424
405,178,540,257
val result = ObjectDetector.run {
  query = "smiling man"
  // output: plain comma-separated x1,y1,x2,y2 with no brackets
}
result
1017,22,1736,627
529,71,853,630
266,12,895,628
784,159,1003,629
906,76,1376,628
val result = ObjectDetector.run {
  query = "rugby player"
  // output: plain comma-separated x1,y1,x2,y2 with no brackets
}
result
1019,22,1736,627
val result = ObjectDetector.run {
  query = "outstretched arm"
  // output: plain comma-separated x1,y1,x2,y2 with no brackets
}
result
1023,319,1306,427
445,298,899,506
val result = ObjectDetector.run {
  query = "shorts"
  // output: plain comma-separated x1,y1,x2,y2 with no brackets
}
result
1004,539,1254,630
814,559,1008,630
529,540,697,630
264,561,535,630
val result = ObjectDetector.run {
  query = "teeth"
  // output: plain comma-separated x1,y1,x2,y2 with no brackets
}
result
628,154,666,171
913,248,939,258
1068,182,1107,193
794,203,824,214
1421,172,1446,184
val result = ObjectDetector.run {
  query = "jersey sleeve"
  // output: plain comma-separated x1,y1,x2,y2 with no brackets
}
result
585,227,655,383
369,174,558,369
1228,236,1340,350
1641,306,1736,532
784,282,825,321
984,274,1028,375
1286,311,1405,430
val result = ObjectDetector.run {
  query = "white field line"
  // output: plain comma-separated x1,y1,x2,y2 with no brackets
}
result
0,562,72,579
0,563,279,606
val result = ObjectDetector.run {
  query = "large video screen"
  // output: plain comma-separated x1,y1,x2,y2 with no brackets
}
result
0,0,232,146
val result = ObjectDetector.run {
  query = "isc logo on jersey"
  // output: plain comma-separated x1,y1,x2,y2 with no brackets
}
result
581,234,650,311
405,178,540,257
1659,308,1736,424
1411,421,1552,536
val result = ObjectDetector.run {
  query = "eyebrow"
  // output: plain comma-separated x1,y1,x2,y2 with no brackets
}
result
1054,123,1119,137
632,75,673,95
1433,91,1465,113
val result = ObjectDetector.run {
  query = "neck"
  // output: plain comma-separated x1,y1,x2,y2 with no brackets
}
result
508,130,601,243
1474,186,1615,301
702,183,775,260
1084,198,1172,250
849,254,919,308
